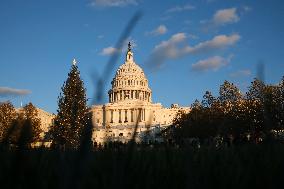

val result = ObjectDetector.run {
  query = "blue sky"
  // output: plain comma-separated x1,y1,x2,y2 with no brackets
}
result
0,0,283,113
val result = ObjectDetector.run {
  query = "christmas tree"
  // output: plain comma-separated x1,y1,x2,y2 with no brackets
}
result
52,59,89,149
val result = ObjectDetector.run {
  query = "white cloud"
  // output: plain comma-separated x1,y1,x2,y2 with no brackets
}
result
230,69,251,77
0,87,31,97
100,46,119,56
146,33,240,70
166,4,195,13
90,0,137,7
147,25,167,36
99,38,137,56
184,34,240,54
153,33,186,57
202,8,240,30
191,56,229,72
213,8,239,26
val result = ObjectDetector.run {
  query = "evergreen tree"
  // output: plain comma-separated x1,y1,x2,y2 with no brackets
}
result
52,60,89,149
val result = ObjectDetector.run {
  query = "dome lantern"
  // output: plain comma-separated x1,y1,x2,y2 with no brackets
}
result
126,42,134,62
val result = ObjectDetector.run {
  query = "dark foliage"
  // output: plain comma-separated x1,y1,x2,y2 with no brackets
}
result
169,77,284,144
0,144,284,189
0,102,42,149
0,102,16,143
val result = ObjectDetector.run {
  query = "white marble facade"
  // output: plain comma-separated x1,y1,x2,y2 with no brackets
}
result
91,43,190,143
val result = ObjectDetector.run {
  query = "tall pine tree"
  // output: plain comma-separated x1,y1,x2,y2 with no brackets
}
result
52,59,89,149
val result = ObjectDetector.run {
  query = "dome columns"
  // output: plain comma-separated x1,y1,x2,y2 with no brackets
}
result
109,89,152,103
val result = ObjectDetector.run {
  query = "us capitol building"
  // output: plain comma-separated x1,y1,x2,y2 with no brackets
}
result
91,43,190,143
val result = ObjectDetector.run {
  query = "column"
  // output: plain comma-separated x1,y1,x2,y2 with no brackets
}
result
114,109,117,123
136,90,138,99
134,108,137,122
119,109,122,123
146,92,148,102
110,110,113,123
124,109,128,122
131,109,134,122
121,109,125,123
137,90,139,100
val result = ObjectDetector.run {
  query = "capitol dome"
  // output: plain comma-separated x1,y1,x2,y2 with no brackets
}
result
108,43,152,103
